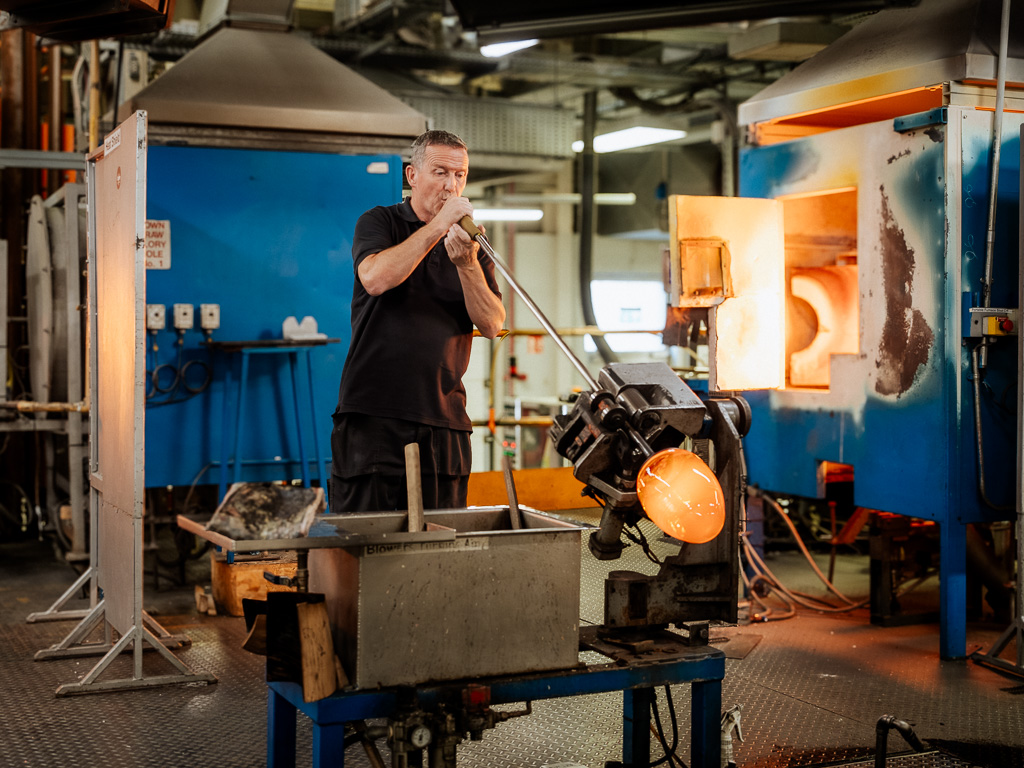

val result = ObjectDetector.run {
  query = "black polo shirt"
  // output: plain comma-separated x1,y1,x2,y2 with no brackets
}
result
335,198,501,434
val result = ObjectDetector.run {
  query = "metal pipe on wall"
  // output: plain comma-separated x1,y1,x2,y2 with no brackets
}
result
1017,119,1024,671
88,41,100,151
970,0,1013,512
980,0,1011,368
2,30,28,410
48,46,62,194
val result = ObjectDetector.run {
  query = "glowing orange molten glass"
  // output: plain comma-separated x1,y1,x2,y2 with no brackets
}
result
636,448,725,544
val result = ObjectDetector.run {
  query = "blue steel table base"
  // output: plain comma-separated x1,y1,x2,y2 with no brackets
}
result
216,346,327,503
267,647,725,768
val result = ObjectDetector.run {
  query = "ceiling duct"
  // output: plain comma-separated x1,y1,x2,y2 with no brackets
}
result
448,0,920,43
739,0,1024,127
0,0,172,41
727,21,850,61
117,22,428,152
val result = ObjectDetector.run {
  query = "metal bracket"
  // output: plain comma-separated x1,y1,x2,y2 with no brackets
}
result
893,107,948,133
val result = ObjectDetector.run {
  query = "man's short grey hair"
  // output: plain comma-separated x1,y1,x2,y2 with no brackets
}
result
410,130,468,167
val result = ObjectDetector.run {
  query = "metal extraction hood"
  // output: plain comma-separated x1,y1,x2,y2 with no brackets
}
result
739,0,1024,127
117,25,428,150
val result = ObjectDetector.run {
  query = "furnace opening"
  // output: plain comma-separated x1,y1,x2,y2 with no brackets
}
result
780,188,859,390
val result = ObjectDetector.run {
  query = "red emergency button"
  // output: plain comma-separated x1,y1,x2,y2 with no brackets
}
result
1000,318,1014,332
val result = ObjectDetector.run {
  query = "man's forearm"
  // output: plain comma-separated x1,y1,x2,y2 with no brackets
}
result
458,262,506,338
358,221,446,295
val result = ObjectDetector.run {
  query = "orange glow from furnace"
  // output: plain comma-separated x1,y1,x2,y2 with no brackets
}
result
636,448,726,544
671,195,786,391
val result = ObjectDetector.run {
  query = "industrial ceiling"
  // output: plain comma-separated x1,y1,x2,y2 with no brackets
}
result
104,0,919,153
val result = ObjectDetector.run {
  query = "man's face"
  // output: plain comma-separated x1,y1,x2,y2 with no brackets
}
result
407,144,469,221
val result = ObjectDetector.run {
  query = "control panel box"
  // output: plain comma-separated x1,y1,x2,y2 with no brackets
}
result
199,303,220,330
967,307,1018,337
145,304,166,330
173,303,194,330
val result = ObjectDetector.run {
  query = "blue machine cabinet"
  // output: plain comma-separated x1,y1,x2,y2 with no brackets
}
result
266,642,725,768
144,146,403,489
736,107,1020,658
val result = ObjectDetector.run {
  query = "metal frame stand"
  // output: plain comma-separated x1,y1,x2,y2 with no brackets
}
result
25,183,93,623
33,112,215,696
212,340,334,502
266,642,725,768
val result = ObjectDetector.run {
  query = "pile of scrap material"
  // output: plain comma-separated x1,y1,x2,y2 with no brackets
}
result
206,482,324,540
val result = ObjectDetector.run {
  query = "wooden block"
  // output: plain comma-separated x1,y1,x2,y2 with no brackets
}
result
333,654,349,689
210,553,297,617
242,613,268,656
194,585,217,615
405,443,424,532
467,466,600,512
297,601,338,703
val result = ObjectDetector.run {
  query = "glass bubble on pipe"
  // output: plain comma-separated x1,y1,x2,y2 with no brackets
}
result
636,448,725,544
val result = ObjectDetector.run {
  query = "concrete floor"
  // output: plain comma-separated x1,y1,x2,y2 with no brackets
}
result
1,523,1022,768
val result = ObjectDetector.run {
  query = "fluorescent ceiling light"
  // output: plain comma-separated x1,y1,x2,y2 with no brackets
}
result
480,39,539,57
572,127,688,153
496,192,637,206
473,208,544,222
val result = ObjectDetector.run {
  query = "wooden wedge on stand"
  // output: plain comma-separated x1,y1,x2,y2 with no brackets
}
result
405,442,424,533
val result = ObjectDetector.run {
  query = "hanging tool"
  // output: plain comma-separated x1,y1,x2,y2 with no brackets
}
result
501,455,523,530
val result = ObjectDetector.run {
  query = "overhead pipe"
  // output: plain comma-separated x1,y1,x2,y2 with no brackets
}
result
579,90,618,367
981,0,1011,313
88,41,100,151
970,0,1013,511
48,45,62,194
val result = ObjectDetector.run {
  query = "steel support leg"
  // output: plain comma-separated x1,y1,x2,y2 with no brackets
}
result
313,723,347,768
940,521,968,659
268,687,298,768
305,348,327,506
288,351,311,489
218,352,235,501
231,351,251,488
691,679,722,768
623,686,653,767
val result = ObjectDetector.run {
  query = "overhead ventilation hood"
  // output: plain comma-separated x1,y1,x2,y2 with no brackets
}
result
739,0,1024,129
117,25,428,152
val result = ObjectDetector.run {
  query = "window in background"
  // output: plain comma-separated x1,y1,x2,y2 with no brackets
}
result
585,280,667,353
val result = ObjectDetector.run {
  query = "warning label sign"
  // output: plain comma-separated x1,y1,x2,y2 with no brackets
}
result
145,220,171,269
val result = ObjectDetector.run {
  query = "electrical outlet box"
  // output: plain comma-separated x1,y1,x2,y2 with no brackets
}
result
146,304,166,330
199,303,220,330
173,303,194,330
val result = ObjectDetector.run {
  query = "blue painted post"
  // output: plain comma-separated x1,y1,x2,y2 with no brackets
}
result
305,349,327,507
940,521,968,659
267,687,297,768
691,679,722,768
217,353,234,501
312,722,347,768
623,687,653,767
231,350,251,487
288,351,311,489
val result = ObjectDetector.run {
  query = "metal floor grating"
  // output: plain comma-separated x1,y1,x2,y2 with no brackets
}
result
810,752,978,768
2,524,1022,768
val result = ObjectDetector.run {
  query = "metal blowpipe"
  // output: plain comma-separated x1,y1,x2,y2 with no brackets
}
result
459,215,599,391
